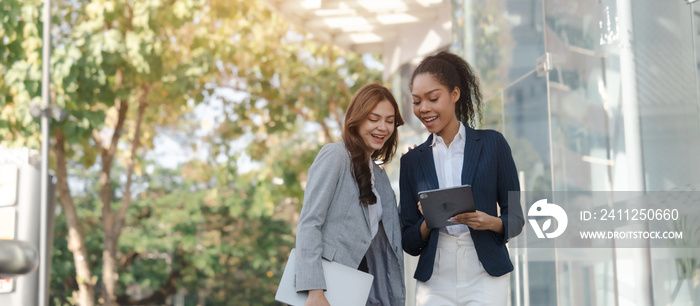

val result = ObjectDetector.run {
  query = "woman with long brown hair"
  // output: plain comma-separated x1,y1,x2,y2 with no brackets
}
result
295,84,406,305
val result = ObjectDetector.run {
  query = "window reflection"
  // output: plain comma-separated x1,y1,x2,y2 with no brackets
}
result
453,0,700,305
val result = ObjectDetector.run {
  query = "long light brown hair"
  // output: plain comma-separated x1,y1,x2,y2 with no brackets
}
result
342,84,404,205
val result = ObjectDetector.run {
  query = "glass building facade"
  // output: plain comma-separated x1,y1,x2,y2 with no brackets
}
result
447,0,700,305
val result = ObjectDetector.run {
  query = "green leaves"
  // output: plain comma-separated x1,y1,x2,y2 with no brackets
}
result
5,0,383,304
111,164,295,304
1,0,42,146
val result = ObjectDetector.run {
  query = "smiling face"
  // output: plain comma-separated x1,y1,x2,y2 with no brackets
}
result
359,99,396,154
411,73,461,139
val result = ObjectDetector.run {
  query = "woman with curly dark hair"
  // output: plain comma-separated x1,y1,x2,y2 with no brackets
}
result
399,51,524,305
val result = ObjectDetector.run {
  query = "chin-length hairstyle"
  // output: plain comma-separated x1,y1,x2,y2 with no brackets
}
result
342,83,404,205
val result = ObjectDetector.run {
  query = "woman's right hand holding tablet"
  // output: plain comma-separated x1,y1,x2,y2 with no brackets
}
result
448,211,504,234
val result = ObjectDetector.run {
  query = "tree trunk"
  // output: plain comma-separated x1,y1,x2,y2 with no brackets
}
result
101,85,148,306
55,129,95,306
96,92,128,306
101,240,119,306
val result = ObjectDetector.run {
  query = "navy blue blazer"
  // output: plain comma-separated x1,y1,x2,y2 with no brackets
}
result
399,126,524,282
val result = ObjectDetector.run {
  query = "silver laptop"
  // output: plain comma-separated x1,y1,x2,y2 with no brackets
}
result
419,185,476,228
275,248,374,306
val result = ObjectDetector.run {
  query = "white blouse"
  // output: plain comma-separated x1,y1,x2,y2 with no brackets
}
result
432,122,470,236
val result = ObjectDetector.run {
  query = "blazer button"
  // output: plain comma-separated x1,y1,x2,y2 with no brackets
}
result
362,240,368,244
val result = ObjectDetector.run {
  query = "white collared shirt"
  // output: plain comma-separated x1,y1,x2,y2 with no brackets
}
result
432,122,470,236
369,160,383,239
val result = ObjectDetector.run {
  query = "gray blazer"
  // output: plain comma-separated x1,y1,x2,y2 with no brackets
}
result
295,142,405,305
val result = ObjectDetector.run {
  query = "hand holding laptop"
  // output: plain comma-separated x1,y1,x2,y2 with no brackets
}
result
275,249,374,306
306,290,330,306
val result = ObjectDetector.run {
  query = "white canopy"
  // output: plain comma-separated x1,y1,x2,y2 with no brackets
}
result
262,0,452,79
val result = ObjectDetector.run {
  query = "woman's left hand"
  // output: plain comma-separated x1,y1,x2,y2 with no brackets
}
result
448,211,503,233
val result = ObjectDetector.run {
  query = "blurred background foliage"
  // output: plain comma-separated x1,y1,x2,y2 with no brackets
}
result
2,0,382,304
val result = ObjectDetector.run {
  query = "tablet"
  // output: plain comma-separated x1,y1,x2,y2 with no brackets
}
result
275,248,374,306
418,185,476,228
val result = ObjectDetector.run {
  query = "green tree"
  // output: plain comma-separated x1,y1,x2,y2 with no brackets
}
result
3,0,381,305
48,160,298,305
1,0,44,146
118,164,297,305
49,1,216,304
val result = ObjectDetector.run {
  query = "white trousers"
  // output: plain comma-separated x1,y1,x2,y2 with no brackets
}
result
415,232,509,306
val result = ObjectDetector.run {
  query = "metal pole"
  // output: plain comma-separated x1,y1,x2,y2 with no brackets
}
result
39,0,52,305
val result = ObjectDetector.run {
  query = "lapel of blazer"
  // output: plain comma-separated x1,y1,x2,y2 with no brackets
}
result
417,135,440,190
461,126,482,185
373,163,393,243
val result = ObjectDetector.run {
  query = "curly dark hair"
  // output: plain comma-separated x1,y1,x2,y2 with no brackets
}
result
409,51,482,127
342,84,404,205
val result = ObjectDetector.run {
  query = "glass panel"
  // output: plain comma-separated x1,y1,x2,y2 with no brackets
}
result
544,0,700,305
454,0,700,305
630,2,700,304
696,3,700,89
502,0,546,84
502,70,555,306
453,0,545,101
503,71,551,198
633,1,700,191
481,92,503,131
541,0,700,196
543,0,615,193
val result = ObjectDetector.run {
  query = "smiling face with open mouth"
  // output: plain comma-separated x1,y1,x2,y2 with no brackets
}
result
411,73,460,140
359,99,396,154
